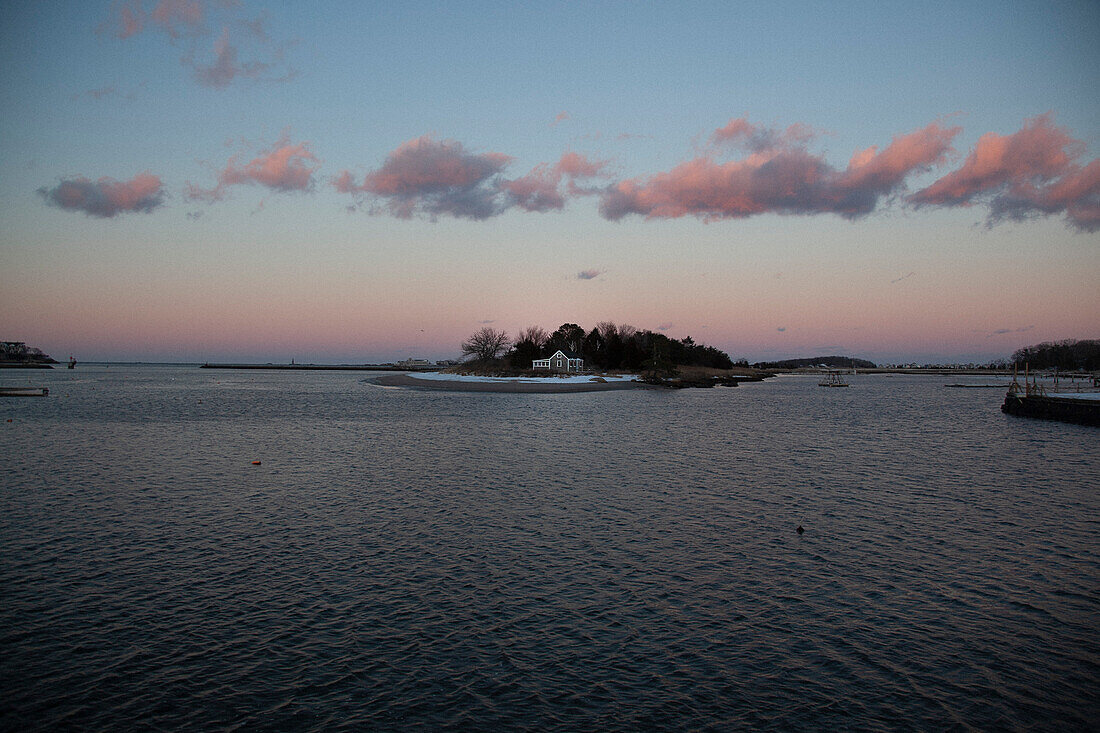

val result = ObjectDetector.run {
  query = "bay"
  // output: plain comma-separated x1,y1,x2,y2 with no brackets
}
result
2,366,1097,730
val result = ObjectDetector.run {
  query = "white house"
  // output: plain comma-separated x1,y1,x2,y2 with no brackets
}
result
532,348,584,373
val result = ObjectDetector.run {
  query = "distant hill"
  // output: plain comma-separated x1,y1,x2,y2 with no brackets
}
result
752,355,876,369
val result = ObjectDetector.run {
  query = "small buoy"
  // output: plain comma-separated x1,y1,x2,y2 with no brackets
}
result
6,418,11,423
251,460,261,465
796,525,804,534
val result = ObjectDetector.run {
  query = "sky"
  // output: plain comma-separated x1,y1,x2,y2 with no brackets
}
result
1,0,1098,364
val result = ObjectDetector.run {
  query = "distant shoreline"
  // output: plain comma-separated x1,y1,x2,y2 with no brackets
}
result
370,373,660,393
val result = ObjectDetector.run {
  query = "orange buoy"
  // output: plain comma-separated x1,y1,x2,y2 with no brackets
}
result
251,460,261,465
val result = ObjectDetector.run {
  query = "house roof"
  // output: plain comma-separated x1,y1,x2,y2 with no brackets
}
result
546,348,582,359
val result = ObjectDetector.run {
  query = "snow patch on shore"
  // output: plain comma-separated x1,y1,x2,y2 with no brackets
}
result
409,372,640,384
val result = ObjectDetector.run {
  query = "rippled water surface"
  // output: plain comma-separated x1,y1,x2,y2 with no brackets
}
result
2,366,1098,730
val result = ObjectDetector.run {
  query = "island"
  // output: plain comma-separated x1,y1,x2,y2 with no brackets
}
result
373,322,772,392
0,341,58,368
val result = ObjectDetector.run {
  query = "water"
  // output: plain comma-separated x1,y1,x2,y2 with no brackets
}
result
2,366,1097,730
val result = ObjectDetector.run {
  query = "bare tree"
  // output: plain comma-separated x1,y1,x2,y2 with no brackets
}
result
516,325,548,350
462,327,510,361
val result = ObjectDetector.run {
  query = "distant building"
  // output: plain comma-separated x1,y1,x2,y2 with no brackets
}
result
532,348,584,373
396,358,432,368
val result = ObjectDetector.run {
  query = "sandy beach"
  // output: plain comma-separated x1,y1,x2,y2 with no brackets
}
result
370,373,660,393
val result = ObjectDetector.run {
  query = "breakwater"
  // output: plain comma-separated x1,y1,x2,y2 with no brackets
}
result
1002,392,1100,427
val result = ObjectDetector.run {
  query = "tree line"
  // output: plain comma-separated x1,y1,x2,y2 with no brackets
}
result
0,342,56,364
1011,339,1100,371
462,322,740,372
751,356,877,369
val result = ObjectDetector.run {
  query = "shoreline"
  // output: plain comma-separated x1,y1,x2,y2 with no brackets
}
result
370,373,661,393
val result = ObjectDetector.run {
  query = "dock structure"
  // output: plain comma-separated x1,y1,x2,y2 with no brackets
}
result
1002,393,1100,426
1001,364,1100,426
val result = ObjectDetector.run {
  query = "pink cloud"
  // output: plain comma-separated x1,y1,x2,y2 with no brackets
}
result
912,115,1075,205
502,152,609,212
150,0,204,39
911,114,1098,231
557,151,604,178
104,0,204,39
332,170,356,195
118,1,144,38
103,1,295,89
551,111,570,126
712,117,816,152
187,134,319,203
601,119,958,221
38,172,165,218
335,136,513,220
363,136,510,195
830,122,960,215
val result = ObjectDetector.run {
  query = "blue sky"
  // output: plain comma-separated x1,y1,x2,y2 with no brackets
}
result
1,1,1097,363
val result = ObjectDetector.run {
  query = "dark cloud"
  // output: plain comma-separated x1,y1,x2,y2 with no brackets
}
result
38,172,165,218
336,138,606,220
576,269,604,280
187,27,296,88
988,325,1034,337
334,136,510,220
